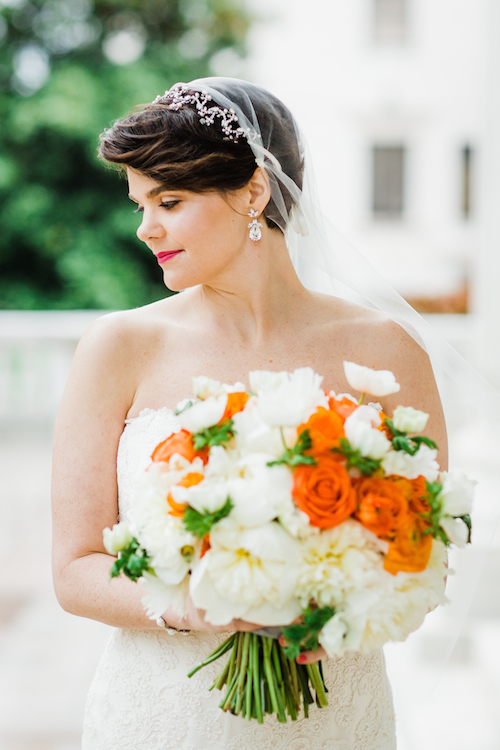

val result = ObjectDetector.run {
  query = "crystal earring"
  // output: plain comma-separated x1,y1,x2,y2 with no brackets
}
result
247,209,263,241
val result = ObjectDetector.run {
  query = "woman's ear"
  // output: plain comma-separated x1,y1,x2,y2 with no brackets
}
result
246,167,271,214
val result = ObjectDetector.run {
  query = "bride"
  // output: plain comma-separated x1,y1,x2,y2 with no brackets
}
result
52,78,446,748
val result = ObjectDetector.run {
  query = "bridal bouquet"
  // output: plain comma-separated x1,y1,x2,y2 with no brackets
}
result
104,362,474,723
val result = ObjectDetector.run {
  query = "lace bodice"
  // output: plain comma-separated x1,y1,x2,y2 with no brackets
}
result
82,409,396,749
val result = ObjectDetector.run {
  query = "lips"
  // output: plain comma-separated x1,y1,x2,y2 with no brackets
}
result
156,250,183,264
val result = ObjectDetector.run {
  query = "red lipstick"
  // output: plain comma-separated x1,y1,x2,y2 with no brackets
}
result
155,250,183,264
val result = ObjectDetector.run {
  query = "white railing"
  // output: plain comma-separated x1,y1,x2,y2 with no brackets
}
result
0,310,480,431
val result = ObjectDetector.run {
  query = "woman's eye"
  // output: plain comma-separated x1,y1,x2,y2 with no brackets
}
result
160,200,180,210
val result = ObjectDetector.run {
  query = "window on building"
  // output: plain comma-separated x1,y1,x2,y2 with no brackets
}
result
372,145,406,218
373,0,407,44
461,145,473,219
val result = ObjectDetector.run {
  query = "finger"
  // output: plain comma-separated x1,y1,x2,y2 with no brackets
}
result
296,646,327,664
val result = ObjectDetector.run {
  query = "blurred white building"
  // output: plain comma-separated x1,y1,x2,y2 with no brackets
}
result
246,0,484,306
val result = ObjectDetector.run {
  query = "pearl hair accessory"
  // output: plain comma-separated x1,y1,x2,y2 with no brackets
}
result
152,83,246,142
247,209,263,241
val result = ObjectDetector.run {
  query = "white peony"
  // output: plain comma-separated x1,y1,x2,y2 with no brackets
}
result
252,367,329,427
439,471,476,517
295,520,385,609
343,405,391,460
189,518,302,626
360,540,448,652
381,443,439,481
440,516,469,547
249,370,289,393
343,361,400,397
177,395,228,433
318,539,448,656
103,522,133,555
141,571,190,620
392,405,429,433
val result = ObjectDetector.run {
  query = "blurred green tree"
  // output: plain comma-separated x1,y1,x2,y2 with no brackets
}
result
0,0,250,309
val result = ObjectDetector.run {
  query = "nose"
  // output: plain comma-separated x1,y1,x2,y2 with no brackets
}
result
136,210,165,243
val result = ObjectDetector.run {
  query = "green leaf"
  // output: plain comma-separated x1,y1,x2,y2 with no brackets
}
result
384,418,438,455
267,429,317,468
192,419,234,450
281,605,335,661
108,537,152,582
175,400,195,416
461,514,472,544
183,497,233,539
331,438,382,476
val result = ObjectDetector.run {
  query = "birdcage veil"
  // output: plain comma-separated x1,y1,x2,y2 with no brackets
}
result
155,76,499,698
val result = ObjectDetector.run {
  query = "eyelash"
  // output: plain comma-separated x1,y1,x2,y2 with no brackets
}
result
133,200,180,214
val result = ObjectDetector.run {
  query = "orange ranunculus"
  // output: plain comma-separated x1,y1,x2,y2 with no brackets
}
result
221,391,249,421
292,454,356,528
384,514,433,574
355,477,409,540
152,430,209,465
167,472,204,517
298,407,345,455
329,396,358,422
389,475,430,515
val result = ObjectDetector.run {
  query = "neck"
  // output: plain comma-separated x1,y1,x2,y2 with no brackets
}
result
188,229,310,344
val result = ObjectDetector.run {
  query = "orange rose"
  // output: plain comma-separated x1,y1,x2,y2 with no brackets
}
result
152,430,209,465
384,514,433,574
355,477,409,540
293,454,356,528
329,396,358,422
221,391,249,421
200,534,211,558
298,407,345,455
389,475,430,515
167,471,204,518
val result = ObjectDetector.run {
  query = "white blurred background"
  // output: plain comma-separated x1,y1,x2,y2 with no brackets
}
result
1,0,500,747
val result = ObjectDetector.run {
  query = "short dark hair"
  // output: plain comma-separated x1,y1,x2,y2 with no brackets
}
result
99,81,303,231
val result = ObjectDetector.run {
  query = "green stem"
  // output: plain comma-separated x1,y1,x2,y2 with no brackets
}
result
262,638,280,716
244,636,253,719
235,632,251,715
252,635,263,723
187,634,235,678
210,651,231,691
306,661,328,708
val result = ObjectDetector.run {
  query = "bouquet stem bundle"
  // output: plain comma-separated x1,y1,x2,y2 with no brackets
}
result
187,633,328,723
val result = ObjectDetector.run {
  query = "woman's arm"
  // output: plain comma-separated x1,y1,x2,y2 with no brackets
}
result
52,312,248,632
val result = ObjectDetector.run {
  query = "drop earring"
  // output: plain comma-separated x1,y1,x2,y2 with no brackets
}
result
247,209,262,241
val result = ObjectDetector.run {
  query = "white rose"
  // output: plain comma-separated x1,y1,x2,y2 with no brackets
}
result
103,522,133,555
439,471,476,517
344,405,391,459
253,367,329,427
177,394,228,433
231,402,286,457
381,443,439,481
392,405,429,433
343,361,400,397
440,516,469,547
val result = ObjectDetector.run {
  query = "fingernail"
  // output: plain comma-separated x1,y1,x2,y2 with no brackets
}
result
297,654,307,664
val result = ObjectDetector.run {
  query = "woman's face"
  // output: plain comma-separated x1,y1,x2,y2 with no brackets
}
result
127,168,251,292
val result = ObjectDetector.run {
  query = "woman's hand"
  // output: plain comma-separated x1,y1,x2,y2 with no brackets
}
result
164,597,262,633
279,636,327,664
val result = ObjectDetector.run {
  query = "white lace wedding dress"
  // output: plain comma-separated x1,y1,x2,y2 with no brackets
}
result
82,408,397,749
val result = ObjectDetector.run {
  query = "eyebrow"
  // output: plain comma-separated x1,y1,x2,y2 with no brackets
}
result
128,185,170,201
